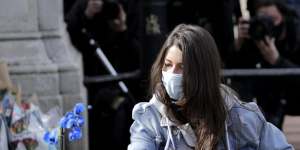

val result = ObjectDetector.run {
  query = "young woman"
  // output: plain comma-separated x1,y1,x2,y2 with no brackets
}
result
128,24,293,150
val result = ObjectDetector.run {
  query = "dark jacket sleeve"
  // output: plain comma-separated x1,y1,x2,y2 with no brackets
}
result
232,17,300,69
65,0,96,54
272,56,299,68
272,18,300,68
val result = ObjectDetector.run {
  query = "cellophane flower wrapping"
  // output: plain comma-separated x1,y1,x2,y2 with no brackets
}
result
0,89,63,150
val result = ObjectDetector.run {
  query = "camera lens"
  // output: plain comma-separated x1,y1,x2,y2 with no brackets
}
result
249,15,275,40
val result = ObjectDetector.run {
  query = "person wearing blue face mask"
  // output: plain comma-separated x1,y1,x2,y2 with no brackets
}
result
161,45,184,101
128,24,293,150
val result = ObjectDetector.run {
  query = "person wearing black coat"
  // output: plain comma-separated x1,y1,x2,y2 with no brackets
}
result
232,0,300,129
65,0,141,149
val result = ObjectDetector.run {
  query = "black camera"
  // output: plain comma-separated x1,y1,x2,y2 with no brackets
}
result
101,0,120,20
248,15,276,41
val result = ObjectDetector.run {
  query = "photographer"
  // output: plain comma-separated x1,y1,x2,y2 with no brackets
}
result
232,0,300,129
66,0,138,77
65,0,141,149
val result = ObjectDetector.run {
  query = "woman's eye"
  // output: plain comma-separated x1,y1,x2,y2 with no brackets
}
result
179,64,184,69
164,63,172,68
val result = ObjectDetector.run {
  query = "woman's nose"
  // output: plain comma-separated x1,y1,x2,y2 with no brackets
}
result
168,65,182,74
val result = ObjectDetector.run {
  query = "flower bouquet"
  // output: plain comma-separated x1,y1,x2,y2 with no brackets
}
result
1,90,56,150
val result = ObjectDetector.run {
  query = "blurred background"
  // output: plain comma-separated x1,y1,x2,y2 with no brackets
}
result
1,0,300,149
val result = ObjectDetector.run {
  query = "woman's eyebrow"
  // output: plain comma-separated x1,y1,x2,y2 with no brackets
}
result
165,59,172,63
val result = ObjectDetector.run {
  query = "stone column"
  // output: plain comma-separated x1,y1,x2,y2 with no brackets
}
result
0,0,87,149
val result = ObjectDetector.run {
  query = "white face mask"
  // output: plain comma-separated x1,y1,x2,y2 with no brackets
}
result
162,71,183,100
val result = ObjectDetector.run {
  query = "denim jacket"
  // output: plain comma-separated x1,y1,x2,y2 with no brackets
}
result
128,88,294,150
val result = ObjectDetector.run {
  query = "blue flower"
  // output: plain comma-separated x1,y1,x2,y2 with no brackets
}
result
73,103,85,115
44,129,59,145
76,116,84,127
44,102,86,145
59,116,68,128
66,118,77,129
68,132,76,141
43,131,50,142
68,127,82,141
65,112,74,119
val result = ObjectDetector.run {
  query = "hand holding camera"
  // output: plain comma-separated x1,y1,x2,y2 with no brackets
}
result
85,0,104,19
236,15,280,64
255,36,279,65
249,15,280,65
236,15,276,48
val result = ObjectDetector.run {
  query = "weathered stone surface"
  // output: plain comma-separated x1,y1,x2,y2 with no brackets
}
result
10,70,60,96
37,0,60,31
0,39,51,65
0,0,38,33
0,0,88,149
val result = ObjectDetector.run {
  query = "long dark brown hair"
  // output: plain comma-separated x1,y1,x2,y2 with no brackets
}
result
150,24,227,149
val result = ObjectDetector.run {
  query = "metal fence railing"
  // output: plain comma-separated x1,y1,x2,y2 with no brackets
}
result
84,70,141,84
223,68,300,77
84,68,300,84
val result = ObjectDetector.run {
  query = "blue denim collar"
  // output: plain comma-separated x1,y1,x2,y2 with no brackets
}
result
149,87,237,148
150,95,197,147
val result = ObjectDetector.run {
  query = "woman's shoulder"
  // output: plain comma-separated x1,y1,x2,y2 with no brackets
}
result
228,100,267,142
227,100,293,149
222,85,266,124
132,101,155,119
131,97,166,137
229,99,266,128
132,96,164,122
222,85,265,122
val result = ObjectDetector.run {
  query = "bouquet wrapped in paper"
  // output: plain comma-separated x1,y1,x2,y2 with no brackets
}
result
0,61,64,150
0,89,62,150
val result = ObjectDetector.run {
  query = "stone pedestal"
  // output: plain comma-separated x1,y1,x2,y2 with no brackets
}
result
0,0,88,149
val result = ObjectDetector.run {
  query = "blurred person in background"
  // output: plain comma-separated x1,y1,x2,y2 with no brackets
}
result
65,0,141,149
232,0,300,129
63,0,78,19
